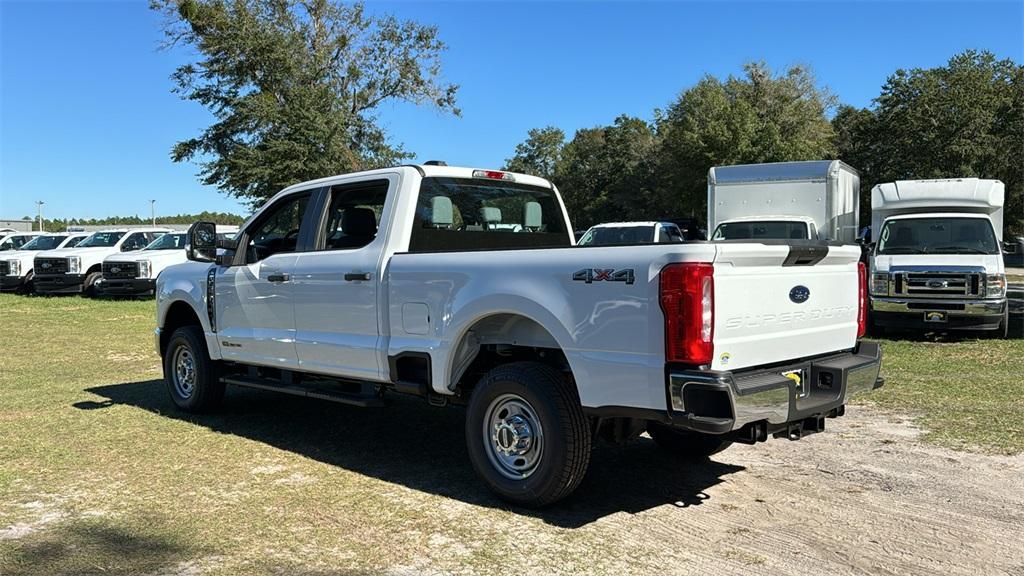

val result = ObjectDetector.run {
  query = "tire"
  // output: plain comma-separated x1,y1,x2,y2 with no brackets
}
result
465,361,591,507
162,325,224,412
990,310,1009,339
17,272,34,295
83,271,103,298
647,422,733,459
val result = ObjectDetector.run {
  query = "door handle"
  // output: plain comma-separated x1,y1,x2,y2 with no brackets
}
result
267,273,291,283
344,272,371,281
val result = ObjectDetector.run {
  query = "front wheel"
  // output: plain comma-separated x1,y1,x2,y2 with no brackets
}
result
465,362,591,507
162,325,224,412
83,271,103,298
647,423,733,459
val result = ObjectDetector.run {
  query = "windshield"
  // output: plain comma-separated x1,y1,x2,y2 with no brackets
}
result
145,233,186,250
19,235,67,251
408,177,570,252
76,232,125,248
878,217,999,255
578,226,655,246
0,235,34,251
712,221,809,240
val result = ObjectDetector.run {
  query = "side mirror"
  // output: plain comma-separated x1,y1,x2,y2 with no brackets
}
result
186,222,218,263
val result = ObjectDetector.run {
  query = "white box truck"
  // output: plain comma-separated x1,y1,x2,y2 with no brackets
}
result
708,160,860,243
868,178,1009,336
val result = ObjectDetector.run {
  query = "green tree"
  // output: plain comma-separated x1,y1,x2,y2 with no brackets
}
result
835,50,1023,234
655,62,837,217
554,115,657,229
503,126,565,181
154,0,459,207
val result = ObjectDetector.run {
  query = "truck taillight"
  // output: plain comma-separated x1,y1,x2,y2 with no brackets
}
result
857,261,867,338
660,262,714,365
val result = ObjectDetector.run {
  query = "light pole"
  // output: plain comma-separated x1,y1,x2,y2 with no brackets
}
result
150,199,156,227
36,201,45,232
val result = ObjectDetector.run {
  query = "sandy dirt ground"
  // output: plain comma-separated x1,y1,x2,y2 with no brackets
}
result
563,405,1024,576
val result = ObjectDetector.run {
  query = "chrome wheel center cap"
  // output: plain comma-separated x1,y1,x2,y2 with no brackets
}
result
493,414,533,456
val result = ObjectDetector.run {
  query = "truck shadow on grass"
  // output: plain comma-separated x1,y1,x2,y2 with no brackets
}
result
77,380,744,528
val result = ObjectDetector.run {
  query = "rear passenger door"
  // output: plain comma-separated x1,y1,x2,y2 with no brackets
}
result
291,176,396,381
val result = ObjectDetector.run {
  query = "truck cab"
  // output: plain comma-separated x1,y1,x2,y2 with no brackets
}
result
868,179,1008,336
33,228,171,296
0,231,43,252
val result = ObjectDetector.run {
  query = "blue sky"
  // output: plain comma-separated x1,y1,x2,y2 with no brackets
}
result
1,1,1021,221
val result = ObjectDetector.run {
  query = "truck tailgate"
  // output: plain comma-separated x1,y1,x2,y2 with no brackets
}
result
711,243,861,372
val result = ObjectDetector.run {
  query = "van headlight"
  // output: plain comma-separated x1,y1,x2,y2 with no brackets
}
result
870,273,889,296
137,260,152,278
67,256,81,274
986,274,1006,298
6,260,20,276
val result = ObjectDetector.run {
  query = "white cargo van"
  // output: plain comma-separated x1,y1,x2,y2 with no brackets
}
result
868,178,1008,336
708,161,860,243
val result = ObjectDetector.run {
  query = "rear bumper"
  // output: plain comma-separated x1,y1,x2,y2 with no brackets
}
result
97,278,155,296
871,296,1006,330
33,273,86,294
666,341,883,439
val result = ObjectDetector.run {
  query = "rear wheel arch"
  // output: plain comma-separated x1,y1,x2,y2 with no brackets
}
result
447,312,573,393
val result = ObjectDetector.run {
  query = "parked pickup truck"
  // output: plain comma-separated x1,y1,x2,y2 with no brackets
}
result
98,232,188,297
0,232,89,292
155,164,882,506
34,228,171,296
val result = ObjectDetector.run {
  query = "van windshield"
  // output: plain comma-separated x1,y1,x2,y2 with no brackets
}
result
409,177,570,252
878,217,999,255
712,221,809,240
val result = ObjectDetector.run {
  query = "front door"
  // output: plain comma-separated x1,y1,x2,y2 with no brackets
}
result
216,192,312,369
292,176,395,381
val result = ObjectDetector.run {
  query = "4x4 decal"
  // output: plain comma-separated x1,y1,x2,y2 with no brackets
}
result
572,268,635,285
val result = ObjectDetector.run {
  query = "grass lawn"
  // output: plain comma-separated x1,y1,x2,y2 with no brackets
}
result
0,293,1021,574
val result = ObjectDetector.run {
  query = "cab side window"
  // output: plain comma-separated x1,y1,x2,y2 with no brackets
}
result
319,180,389,250
121,233,150,251
245,194,311,263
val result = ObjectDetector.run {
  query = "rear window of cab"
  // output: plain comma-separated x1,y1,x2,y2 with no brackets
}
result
408,177,571,252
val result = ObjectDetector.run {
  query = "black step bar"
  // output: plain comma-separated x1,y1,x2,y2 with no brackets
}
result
221,376,385,408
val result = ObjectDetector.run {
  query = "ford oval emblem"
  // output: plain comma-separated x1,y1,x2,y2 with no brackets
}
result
789,285,810,304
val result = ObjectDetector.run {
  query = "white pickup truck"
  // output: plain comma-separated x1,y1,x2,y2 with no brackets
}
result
155,164,882,506
33,228,171,296
98,232,188,297
0,232,89,293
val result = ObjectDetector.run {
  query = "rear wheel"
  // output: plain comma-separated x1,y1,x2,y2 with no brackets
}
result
163,325,224,412
647,422,733,459
465,361,591,507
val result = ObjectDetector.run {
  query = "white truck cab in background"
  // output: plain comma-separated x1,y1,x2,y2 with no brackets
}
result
868,178,1008,336
708,160,860,243
0,231,43,252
